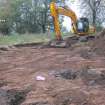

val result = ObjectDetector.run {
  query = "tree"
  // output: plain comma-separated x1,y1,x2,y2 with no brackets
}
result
11,0,50,33
32,0,49,33
0,0,65,34
0,0,13,34
78,0,105,27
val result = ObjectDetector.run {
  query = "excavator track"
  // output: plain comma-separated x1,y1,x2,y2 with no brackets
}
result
48,39,70,48
48,36,78,48
48,35,95,48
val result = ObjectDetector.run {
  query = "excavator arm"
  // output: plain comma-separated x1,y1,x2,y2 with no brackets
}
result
50,2,77,40
58,7,77,33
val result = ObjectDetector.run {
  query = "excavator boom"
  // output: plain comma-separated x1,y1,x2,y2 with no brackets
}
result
50,2,77,40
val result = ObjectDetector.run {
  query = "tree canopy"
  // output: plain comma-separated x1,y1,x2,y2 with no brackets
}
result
0,0,51,34
78,0,105,28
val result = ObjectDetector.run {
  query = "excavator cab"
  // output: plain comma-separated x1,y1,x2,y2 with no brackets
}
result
76,17,89,35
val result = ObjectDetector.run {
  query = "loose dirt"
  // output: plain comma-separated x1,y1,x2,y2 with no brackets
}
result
90,29,105,55
0,30,105,105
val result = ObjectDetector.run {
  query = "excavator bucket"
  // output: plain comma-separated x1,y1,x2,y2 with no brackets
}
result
49,39,70,48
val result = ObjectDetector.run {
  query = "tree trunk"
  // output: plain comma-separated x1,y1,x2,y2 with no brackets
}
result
42,25,46,33
92,1,96,27
92,9,96,26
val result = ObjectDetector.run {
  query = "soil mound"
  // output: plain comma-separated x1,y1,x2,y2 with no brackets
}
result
91,29,105,55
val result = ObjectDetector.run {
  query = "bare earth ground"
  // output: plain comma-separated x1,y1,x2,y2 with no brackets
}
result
0,41,105,105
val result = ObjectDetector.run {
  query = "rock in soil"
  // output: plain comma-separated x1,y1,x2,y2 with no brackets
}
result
54,69,78,80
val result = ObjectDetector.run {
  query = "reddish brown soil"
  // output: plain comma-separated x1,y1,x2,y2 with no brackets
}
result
90,29,105,56
0,42,105,105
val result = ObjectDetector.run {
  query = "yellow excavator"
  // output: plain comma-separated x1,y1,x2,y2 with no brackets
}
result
49,1,95,47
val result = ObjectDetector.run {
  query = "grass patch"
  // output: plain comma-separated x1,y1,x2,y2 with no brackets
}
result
0,32,75,45
0,33,50,45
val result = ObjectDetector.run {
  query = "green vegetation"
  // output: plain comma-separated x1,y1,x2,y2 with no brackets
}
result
0,32,74,45
0,34,49,45
0,0,65,35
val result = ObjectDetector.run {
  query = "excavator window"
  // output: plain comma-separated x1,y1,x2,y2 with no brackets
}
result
76,17,89,33
77,21,84,31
